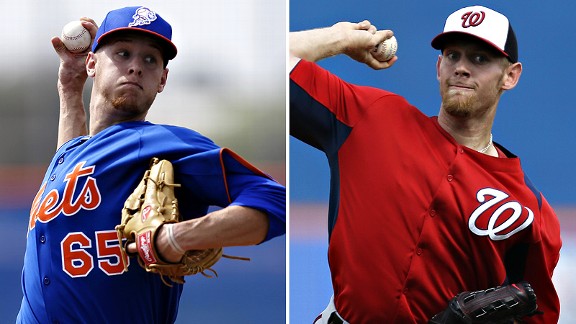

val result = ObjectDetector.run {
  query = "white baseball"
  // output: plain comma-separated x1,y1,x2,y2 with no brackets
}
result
372,36,398,62
61,21,91,53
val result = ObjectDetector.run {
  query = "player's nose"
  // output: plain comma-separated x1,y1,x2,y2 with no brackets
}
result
127,59,143,76
453,59,471,77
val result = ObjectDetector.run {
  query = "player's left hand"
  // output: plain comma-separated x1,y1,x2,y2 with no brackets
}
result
126,224,183,263
117,158,231,286
429,282,539,324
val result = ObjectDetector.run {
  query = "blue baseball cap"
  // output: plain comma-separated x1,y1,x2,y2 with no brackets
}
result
92,6,177,61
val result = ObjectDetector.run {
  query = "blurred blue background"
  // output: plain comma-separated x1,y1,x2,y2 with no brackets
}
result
289,1,576,323
0,1,286,323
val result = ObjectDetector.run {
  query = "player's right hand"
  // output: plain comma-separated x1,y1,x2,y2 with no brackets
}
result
334,20,397,70
52,17,98,57
52,18,99,91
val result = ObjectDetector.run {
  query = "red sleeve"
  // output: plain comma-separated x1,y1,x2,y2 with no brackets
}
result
290,60,399,126
290,60,404,153
523,195,562,323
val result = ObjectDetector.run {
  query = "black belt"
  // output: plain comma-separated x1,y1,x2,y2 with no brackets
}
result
327,312,344,324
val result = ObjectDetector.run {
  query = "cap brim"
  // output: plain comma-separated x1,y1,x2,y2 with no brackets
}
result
431,31,509,60
96,27,177,60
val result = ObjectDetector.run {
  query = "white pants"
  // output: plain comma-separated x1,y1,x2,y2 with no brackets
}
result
313,295,349,324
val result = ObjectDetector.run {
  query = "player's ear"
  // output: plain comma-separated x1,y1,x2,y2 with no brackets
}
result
436,55,442,81
86,52,96,77
501,62,522,90
158,68,168,93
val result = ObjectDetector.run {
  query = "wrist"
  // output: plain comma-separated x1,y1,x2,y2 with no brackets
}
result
165,223,186,254
57,84,83,95
156,223,185,263
57,62,88,92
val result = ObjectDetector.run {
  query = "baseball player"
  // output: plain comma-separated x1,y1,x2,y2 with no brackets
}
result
290,5,561,323
17,6,286,323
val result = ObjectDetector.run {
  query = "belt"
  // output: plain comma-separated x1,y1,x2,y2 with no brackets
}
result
316,295,349,324
327,312,344,324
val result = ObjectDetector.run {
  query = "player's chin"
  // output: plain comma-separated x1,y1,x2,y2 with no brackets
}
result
111,96,151,116
442,96,476,117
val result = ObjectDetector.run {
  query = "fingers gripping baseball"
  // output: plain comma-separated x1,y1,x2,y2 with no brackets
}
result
337,20,397,69
53,18,98,57
357,20,378,35
54,18,99,91
366,33,398,69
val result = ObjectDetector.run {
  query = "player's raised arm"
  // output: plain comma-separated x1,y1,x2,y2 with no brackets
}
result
289,20,397,71
51,18,98,148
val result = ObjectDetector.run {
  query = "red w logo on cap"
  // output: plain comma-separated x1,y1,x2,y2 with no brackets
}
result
461,11,485,28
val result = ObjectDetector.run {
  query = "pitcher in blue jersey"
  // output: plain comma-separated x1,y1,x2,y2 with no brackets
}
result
17,6,286,323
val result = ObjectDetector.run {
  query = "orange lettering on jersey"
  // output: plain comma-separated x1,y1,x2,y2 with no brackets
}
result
61,162,101,215
28,161,102,232
37,190,61,222
29,182,47,230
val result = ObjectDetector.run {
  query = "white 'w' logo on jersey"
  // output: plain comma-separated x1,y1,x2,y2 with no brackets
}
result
468,188,534,241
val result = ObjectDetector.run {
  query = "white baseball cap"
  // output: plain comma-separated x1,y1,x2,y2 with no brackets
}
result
431,6,518,63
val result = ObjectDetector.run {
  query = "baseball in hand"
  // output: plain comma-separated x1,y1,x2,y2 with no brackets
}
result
61,21,91,53
372,36,398,62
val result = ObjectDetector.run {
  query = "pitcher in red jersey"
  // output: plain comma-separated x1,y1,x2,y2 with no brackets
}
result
290,5,561,323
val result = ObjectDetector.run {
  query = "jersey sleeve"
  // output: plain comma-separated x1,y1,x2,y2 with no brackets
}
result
522,195,561,323
220,148,286,241
171,147,285,242
290,60,397,153
138,124,286,242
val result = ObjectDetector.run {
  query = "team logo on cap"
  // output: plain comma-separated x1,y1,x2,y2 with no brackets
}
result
461,11,485,28
128,6,157,27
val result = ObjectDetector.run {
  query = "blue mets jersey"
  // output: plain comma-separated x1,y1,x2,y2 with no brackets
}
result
17,121,285,323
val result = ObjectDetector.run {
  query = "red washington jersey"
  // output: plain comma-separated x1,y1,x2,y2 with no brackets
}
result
290,60,561,323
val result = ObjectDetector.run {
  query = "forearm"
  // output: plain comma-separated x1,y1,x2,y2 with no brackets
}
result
51,18,97,148
57,78,88,147
172,205,269,250
289,21,396,71
289,26,348,64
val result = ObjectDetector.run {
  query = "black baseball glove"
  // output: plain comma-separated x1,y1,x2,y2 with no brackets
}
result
429,281,540,324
